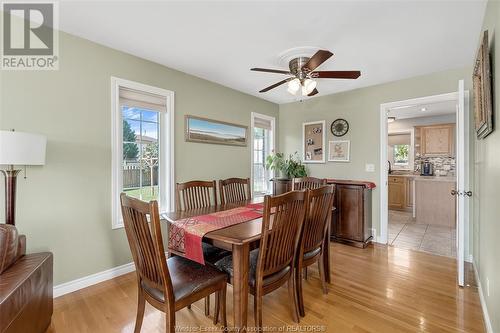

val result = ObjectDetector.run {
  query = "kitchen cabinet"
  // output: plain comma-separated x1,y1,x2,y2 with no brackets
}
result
388,176,406,210
415,178,456,227
388,176,413,212
418,123,455,157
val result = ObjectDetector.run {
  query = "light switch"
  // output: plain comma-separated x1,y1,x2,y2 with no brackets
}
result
365,164,375,172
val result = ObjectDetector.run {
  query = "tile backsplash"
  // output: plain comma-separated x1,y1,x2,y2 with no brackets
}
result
414,155,456,176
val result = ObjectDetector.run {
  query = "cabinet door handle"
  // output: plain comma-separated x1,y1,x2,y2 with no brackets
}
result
451,190,459,196
464,191,472,197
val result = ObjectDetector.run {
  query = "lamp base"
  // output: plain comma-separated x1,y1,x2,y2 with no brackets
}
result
1,169,21,225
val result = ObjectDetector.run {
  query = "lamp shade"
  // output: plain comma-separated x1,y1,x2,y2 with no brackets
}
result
0,131,46,166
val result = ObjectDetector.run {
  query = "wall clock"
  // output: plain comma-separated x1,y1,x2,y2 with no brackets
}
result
331,119,349,137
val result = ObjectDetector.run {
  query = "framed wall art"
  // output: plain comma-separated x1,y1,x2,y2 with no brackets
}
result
302,120,325,163
185,115,248,146
473,30,494,139
328,140,350,162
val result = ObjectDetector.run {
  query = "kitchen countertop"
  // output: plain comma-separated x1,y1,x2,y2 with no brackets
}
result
388,173,456,182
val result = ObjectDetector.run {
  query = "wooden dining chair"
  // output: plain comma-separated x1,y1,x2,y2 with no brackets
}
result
291,177,327,191
215,190,309,328
219,177,251,205
176,180,217,211
120,194,228,333
295,185,335,317
175,180,228,315
120,193,227,333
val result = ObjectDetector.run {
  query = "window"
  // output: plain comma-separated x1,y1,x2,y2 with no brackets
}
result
393,144,409,165
111,78,174,229
251,113,275,196
388,131,413,170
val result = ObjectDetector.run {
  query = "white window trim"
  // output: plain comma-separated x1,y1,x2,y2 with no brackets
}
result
250,112,276,196
111,77,175,229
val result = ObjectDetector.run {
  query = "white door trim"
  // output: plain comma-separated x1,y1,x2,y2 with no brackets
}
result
379,91,461,245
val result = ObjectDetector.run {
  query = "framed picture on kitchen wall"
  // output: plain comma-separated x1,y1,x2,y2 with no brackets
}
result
328,140,350,162
302,120,325,163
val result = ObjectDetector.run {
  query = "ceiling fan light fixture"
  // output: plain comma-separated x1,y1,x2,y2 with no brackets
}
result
302,78,317,95
287,78,301,95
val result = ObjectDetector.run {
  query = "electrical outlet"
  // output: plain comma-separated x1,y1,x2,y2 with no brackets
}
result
365,164,375,172
486,278,490,297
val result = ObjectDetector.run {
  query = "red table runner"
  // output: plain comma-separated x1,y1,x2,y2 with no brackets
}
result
168,203,264,264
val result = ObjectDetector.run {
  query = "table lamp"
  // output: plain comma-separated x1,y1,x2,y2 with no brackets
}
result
0,130,46,225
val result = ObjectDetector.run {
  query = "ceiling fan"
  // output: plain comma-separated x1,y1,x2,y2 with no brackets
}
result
251,50,361,97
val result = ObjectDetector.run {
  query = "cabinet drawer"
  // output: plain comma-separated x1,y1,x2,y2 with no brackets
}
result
389,176,404,183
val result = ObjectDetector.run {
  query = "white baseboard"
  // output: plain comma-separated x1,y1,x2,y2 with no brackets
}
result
53,262,135,298
472,261,493,333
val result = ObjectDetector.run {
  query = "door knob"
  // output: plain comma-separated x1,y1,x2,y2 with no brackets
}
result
464,191,472,197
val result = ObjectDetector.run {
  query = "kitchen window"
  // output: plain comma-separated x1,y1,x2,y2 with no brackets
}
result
388,130,414,170
394,144,410,166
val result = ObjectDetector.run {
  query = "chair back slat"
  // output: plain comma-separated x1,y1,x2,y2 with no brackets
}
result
291,177,327,191
219,178,251,205
302,185,335,254
176,180,217,211
257,190,308,279
120,194,174,302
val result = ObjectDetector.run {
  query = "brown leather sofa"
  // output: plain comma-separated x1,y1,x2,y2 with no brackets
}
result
0,224,53,333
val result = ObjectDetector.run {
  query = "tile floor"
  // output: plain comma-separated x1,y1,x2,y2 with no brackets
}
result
388,210,456,258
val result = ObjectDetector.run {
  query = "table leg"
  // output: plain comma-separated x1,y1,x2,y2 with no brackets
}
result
232,243,249,332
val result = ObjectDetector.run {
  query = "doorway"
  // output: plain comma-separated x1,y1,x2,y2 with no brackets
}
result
379,81,469,286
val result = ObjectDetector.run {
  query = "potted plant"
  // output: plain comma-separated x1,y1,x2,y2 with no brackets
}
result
265,152,307,179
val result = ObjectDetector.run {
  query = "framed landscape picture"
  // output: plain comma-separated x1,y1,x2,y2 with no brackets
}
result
473,30,494,139
328,140,350,162
185,115,247,146
302,120,325,163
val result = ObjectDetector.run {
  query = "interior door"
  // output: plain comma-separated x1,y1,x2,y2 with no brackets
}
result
456,80,466,287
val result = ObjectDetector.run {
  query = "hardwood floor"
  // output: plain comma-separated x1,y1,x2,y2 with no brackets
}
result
46,243,485,332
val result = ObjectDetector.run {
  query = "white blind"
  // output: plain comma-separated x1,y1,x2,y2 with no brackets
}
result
254,117,272,130
119,87,166,112
388,133,410,145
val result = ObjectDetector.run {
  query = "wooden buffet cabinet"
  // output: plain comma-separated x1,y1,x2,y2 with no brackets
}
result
328,180,375,248
272,178,375,248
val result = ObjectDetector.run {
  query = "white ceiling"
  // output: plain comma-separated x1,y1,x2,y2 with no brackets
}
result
58,1,487,104
388,100,457,119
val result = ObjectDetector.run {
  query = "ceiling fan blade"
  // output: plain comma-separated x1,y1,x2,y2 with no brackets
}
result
259,78,292,93
311,71,361,79
251,68,291,75
302,50,333,72
308,88,319,97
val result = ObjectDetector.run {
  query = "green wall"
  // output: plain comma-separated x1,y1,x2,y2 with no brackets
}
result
0,32,278,284
279,67,472,246
473,0,500,331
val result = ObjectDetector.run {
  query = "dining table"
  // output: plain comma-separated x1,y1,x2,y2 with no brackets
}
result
161,197,332,332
